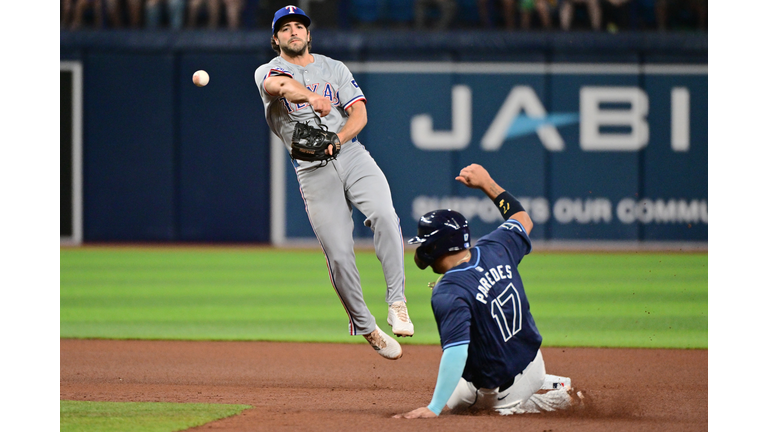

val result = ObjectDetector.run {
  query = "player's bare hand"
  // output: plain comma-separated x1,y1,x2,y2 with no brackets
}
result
455,163,493,189
325,144,334,156
392,407,438,419
309,95,331,117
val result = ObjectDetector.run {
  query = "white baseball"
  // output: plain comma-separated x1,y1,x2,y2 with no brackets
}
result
193,70,209,87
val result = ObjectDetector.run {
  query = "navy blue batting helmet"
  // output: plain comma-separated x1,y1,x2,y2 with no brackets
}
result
408,209,470,270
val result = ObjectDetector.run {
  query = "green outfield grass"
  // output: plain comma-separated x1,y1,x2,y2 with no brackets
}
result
60,247,707,349
60,401,250,432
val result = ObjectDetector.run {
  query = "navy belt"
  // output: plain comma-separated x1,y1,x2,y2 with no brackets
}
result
351,137,358,143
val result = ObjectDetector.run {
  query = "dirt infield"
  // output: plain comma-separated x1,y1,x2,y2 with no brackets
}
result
60,339,707,431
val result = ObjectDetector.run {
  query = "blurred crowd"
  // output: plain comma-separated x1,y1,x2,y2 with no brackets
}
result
60,0,707,32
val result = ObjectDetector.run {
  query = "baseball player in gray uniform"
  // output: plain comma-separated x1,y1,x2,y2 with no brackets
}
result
254,5,413,360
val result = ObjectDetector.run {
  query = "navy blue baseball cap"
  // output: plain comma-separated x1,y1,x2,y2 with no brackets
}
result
272,5,311,35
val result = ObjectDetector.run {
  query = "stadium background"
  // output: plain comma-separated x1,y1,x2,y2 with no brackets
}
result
60,2,707,249
57,3,709,430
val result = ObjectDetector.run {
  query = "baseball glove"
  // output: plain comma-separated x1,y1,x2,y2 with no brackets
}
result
290,122,341,163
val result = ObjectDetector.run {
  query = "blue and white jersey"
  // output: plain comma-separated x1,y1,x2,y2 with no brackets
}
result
430,218,542,389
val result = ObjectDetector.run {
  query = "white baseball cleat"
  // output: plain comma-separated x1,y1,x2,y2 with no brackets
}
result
541,374,572,390
387,301,414,337
363,326,403,360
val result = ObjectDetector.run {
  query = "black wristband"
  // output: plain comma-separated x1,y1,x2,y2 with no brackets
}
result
493,191,525,220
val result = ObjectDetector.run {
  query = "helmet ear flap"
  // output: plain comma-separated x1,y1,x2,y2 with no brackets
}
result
415,242,436,269
414,250,429,270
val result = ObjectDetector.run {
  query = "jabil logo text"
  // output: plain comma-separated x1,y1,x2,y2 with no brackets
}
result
411,85,691,152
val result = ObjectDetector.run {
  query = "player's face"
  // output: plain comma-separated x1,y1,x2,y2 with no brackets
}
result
275,20,309,57
415,251,446,275
430,259,449,274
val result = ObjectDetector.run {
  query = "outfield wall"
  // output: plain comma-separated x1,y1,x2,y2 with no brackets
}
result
60,30,707,245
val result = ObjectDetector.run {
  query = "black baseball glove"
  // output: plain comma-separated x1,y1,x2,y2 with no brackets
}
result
290,122,341,163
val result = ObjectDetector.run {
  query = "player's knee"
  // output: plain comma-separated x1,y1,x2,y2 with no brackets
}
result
363,208,399,230
328,240,355,258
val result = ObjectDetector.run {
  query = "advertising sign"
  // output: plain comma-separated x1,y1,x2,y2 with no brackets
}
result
274,63,707,245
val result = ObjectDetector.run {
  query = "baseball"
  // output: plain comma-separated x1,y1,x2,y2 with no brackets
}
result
193,70,209,87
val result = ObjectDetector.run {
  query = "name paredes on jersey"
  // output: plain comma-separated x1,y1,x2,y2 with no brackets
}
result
280,83,340,113
473,265,514,304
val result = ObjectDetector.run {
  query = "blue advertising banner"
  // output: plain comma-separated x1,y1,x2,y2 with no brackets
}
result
273,62,708,245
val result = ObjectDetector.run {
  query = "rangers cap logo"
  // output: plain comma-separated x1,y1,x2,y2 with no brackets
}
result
272,5,311,34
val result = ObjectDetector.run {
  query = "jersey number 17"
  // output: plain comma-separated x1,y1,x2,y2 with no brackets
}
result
490,282,523,342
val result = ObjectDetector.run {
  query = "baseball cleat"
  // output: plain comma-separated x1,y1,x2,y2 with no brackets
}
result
363,326,403,360
387,301,414,337
541,374,572,390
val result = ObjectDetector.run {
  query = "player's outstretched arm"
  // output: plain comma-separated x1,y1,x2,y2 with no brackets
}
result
336,101,367,145
393,406,438,419
264,75,331,117
393,344,468,419
455,163,533,233
455,163,503,199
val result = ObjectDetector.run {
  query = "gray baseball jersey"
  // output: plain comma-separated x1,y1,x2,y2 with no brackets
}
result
255,53,406,336
255,54,366,155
